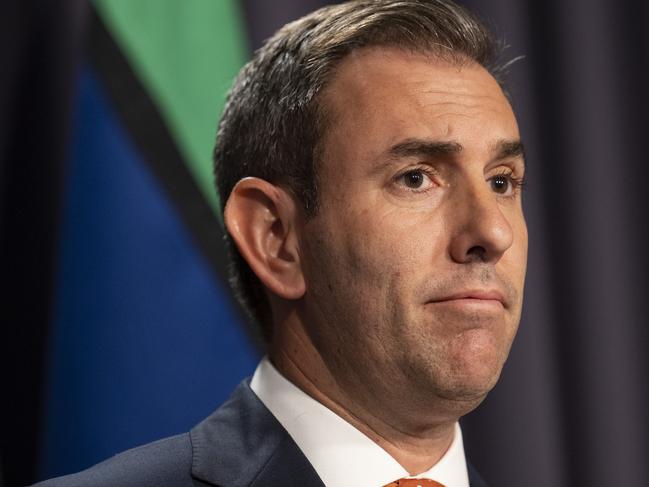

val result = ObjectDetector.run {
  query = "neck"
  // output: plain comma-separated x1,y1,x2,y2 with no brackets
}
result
269,312,458,475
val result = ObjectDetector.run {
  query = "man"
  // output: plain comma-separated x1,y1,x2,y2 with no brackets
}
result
37,1,527,486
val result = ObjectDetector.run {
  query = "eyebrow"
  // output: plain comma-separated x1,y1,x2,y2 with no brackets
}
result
494,139,525,161
388,139,463,159
386,138,525,162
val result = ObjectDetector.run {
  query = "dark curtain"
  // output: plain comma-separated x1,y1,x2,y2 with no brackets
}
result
0,1,87,485
242,1,649,486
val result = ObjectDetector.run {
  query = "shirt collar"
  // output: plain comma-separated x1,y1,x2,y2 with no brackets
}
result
250,357,469,487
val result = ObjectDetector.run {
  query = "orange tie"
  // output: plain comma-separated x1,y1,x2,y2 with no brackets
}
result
383,479,445,487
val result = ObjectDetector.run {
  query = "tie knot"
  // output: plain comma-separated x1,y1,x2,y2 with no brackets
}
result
383,479,445,487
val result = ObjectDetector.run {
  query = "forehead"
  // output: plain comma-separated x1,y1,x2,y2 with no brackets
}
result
318,47,518,161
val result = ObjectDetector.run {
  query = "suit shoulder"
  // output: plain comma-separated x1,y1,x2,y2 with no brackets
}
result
33,433,200,487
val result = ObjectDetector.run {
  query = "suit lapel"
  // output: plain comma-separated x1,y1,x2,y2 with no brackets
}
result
467,461,489,487
189,380,324,487
249,434,325,487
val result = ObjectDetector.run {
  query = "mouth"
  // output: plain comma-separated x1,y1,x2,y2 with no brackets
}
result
428,289,507,309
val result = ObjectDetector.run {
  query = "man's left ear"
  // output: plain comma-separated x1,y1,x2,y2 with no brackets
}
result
223,177,306,300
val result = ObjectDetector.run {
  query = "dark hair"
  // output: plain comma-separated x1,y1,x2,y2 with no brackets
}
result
214,0,505,342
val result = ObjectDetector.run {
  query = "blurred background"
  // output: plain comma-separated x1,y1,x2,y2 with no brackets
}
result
1,1,648,486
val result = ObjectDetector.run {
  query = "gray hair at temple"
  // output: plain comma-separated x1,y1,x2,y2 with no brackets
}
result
213,0,507,341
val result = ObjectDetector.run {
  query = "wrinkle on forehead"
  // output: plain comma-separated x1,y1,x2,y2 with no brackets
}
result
413,83,510,118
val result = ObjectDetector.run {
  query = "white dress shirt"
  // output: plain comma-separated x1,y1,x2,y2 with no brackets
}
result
250,357,470,487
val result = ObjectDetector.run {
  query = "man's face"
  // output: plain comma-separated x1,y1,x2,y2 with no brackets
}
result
297,48,527,420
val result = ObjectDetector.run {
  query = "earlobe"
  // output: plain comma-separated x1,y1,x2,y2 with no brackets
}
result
224,177,306,300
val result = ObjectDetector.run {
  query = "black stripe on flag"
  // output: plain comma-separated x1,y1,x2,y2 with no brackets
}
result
87,7,262,349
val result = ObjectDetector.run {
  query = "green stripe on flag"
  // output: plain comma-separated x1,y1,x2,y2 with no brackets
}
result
94,0,248,214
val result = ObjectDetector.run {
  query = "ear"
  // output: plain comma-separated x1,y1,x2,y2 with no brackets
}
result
224,177,305,300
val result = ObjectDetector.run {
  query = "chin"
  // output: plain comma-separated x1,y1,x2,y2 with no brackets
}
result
435,328,508,402
432,370,501,408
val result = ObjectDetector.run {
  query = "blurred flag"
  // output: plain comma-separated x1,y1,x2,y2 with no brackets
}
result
39,1,260,478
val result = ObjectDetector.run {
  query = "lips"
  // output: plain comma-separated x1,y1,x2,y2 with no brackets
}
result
429,289,507,308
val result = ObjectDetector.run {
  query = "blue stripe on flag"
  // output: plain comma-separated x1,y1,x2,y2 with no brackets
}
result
40,66,259,479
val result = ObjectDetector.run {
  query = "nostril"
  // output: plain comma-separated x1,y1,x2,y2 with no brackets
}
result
466,245,487,262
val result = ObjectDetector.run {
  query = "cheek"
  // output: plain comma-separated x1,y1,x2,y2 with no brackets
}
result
306,192,452,322
505,218,528,284
303,214,400,320
349,205,448,268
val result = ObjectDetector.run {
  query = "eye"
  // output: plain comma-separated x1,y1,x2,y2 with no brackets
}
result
488,172,525,197
490,175,510,194
404,170,425,188
397,168,435,192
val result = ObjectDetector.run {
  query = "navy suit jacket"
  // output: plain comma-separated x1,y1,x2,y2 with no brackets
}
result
35,380,489,487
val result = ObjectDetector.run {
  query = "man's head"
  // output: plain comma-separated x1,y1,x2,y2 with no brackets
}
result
215,0,507,337
216,0,527,421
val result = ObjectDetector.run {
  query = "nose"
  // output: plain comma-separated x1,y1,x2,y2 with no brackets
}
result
448,183,514,264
